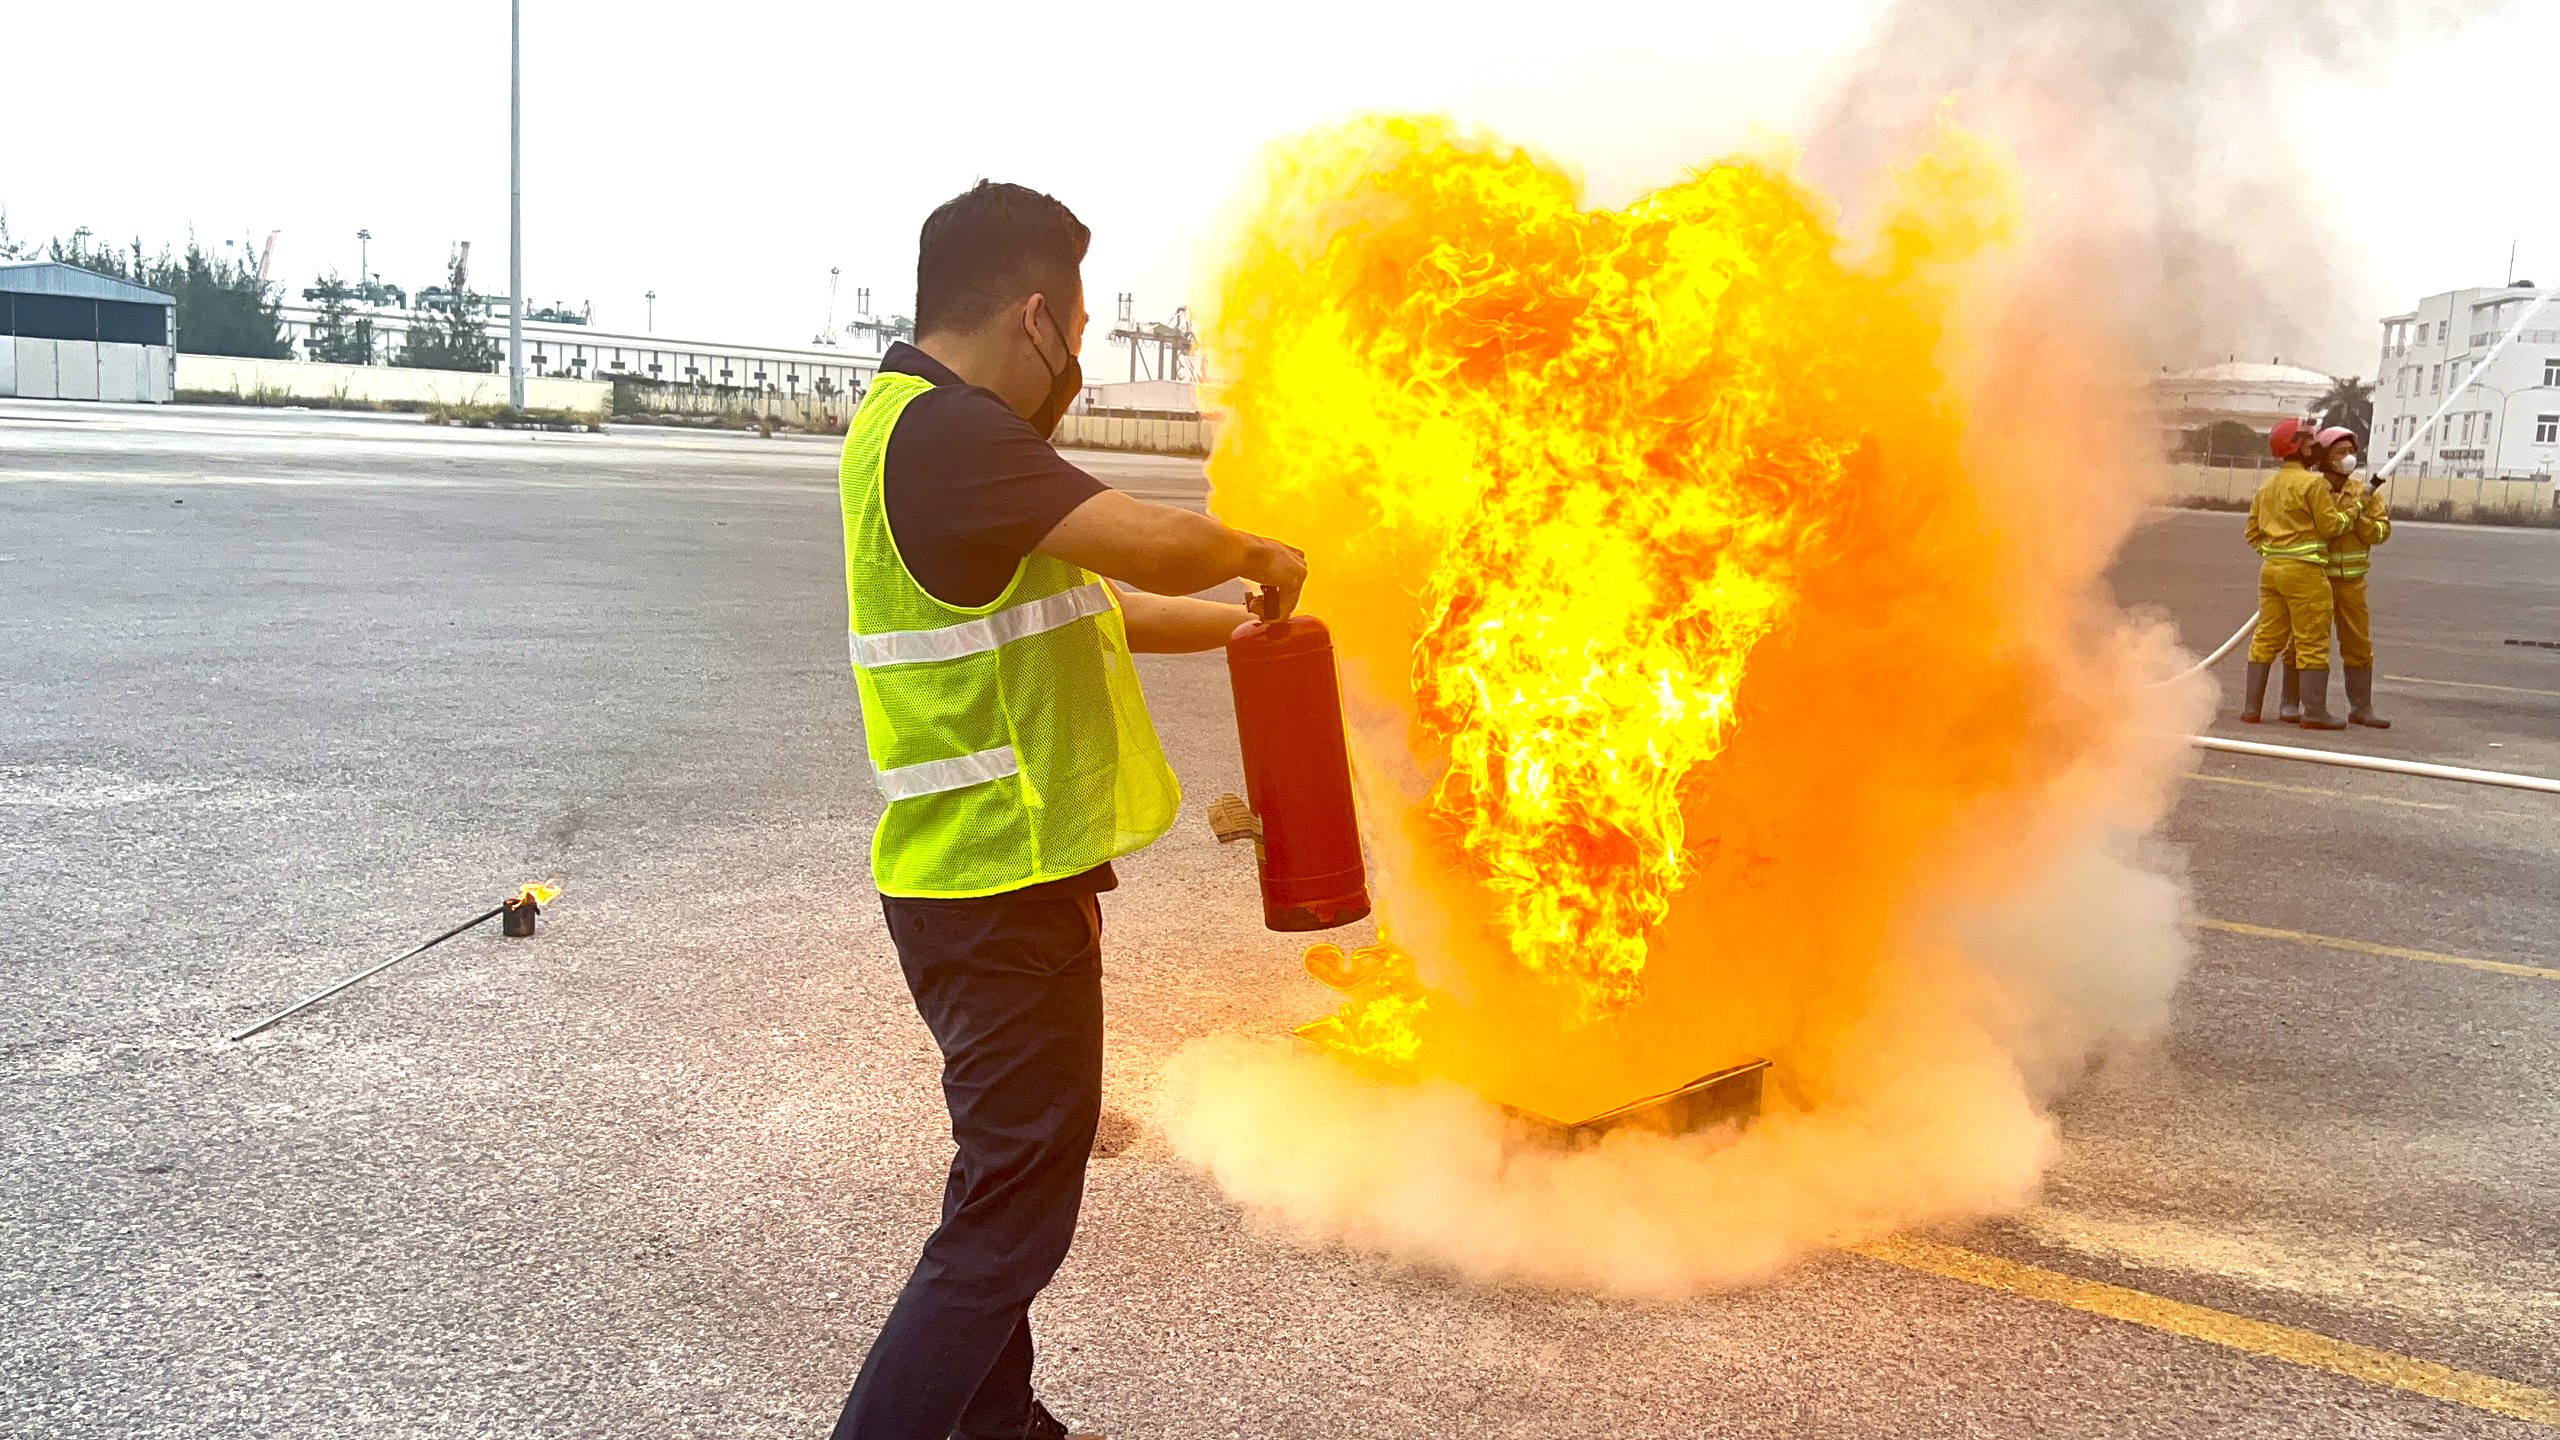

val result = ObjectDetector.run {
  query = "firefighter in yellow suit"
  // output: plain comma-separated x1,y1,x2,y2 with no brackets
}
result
2241,417,2350,728
2281,426,2392,728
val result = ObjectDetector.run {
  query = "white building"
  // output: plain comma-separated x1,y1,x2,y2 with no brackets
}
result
0,260,177,403
2372,284,2560,480
273,303,881,401
2150,360,2336,451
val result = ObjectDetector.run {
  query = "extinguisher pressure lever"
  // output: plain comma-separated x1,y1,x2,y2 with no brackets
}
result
1245,587,1280,625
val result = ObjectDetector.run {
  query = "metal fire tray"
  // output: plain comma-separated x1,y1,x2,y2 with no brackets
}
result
1293,1018,1769,1145
1506,1059,1770,1146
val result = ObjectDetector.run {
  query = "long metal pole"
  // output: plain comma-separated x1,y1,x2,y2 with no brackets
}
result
229,906,505,1042
508,0,526,411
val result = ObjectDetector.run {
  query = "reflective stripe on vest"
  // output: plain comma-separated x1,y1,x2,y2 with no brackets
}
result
2258,541,2328,561
875,744,1020,801
849,581,1112,670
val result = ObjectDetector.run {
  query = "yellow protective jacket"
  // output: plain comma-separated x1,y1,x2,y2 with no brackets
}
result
2325,480,2390,580
2244,460,2350,564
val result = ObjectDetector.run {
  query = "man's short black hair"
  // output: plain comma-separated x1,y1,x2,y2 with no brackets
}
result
915,181,1090,338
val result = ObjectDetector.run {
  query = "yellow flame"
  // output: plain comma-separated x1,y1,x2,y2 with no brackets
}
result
515,880,561,906
1208,116,2044,1114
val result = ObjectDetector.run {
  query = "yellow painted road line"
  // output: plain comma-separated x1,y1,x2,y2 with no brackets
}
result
2199,918,2560,982
1852,1236,2560,1426
2386,673,2560,701
2185,771,2455,811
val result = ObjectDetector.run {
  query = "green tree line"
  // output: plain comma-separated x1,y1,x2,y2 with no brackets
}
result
7,210,500,372
10,220,293,359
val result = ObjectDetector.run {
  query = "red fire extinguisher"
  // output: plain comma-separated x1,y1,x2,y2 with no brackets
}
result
1211,590,1372,932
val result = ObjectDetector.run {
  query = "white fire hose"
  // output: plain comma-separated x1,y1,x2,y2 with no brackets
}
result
2191,735,2560,795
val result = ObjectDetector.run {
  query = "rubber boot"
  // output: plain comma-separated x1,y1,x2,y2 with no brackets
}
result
2346,666,2391,728
2298,665,2346,730
2239,661,2272,723
2278,659,2303,724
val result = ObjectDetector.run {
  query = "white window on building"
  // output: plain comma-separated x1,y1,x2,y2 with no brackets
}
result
2397,369,2409,396
2545,357,2560,387
2432,364,2444,393
2437,320,2448,343
2539,414,2559,444
2459,413,2474,443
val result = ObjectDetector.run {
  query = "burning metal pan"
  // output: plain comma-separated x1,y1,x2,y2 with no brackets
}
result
1293,1017,1769,1144
1507,1059,1770,1145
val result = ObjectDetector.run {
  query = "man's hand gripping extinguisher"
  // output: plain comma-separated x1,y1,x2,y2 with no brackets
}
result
1209,589,1372,931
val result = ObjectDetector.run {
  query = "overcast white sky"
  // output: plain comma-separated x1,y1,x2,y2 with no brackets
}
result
5,1,2550,376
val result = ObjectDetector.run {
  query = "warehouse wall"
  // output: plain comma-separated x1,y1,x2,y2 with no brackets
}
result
178,355,609,412
1,338,173,402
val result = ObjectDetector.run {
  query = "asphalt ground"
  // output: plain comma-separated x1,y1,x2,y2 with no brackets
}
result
3,400,2553,1439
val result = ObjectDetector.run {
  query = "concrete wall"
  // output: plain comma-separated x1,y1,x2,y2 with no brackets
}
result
10,338,52,398
2165,463,2560,521
2,338,172,402
178,354,609,412
613,378,855,430
1052,412,1212,456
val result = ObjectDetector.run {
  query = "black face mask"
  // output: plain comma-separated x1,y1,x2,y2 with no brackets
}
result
1027,301,1082,439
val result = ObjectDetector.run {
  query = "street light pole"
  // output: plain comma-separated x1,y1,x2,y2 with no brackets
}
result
507,0,525,411
645,289,655,332
357,228,370,293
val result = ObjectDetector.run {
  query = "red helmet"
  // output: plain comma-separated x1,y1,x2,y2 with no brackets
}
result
2269,417,2312,459
2313,426,2356,454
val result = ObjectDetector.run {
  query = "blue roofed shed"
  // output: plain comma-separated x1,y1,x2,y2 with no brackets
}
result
1,260,178,402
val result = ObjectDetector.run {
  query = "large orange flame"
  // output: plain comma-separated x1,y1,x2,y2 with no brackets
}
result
1203,116,2158,1128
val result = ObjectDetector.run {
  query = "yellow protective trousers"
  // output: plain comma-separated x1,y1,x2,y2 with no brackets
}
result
2249,557,2333,669
2331,576,2373,669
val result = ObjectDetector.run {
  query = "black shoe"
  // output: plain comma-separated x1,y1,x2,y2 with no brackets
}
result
2278,659,2303,724
1024,1398,1103,1440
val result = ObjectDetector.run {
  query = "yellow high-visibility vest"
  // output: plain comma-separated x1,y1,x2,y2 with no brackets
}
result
2326,482,2391,580
838,371,1180,898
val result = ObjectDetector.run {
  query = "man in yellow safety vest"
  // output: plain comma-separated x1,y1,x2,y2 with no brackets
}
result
828,181,1306,1440
2241,416,2351,728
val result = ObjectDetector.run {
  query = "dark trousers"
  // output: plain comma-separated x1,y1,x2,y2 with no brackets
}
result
831,889,1105,1440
